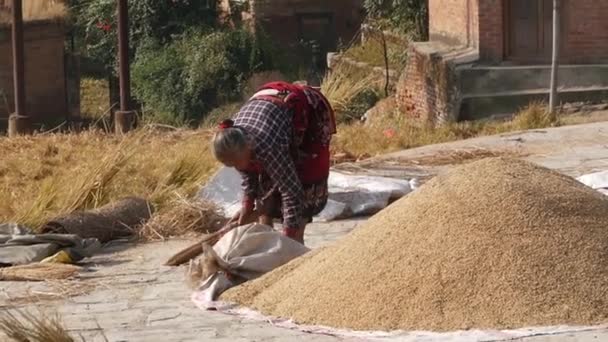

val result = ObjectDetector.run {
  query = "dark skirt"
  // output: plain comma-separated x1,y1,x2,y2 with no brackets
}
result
256,175,329,224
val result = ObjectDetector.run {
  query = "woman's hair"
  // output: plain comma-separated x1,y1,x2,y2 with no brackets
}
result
212,119,249,162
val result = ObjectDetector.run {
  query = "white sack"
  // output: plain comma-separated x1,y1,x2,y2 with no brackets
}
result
191,223,309,309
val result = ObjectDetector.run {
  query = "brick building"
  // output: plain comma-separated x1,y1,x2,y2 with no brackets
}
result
0,20,70,131
398,0,608,125
221,0,365,65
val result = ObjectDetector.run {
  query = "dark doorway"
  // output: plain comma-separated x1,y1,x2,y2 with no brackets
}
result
505,0,554,63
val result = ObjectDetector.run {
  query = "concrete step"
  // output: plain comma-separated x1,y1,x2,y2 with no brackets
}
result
459,86,608,121
458,65,608,95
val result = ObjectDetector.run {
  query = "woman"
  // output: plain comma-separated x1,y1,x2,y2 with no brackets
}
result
211,81,336,244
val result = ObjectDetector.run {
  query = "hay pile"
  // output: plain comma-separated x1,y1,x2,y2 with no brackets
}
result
223,158,608,331
140,198,225,241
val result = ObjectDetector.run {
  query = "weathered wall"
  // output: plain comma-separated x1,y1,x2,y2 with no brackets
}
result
396,43,460,126
251,0,364,50
0,21,67,126
429,0,478,47
476,0,608,64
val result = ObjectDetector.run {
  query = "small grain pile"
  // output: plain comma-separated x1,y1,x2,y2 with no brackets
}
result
223,158,608,332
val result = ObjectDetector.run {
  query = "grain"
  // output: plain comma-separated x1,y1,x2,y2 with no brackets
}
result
223,158,608,331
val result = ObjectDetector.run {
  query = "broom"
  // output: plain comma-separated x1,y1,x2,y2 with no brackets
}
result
0,263,81,282
164,209,261,267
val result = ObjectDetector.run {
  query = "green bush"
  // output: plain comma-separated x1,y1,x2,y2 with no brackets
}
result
69,0,218,73
132,29,277,125
364,0,428,40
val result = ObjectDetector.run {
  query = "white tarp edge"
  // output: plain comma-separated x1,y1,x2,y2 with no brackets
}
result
198,167,419,222
577,170,608,195
189,301,607,342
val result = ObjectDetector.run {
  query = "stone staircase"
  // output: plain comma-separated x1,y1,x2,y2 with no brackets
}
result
457,64,608,120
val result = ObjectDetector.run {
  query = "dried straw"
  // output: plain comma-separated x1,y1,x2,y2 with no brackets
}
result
140,197,225,241
0,308,74,342
321,62,381,122
0,263,81,282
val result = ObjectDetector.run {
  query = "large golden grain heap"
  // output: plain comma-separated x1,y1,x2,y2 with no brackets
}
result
223,158,608,332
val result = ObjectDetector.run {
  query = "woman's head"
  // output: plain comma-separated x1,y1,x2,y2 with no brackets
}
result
212,119,252,170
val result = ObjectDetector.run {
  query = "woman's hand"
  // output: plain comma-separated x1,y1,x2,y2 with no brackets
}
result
238,204,255,226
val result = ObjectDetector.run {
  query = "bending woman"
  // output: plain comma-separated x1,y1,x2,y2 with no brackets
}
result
211,81,336,244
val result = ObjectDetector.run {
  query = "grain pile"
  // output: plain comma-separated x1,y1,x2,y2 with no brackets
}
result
223,158,608,332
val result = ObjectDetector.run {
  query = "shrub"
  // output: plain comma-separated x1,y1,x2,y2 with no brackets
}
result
132,29,277,125
69,0,218,73
364,0,429,40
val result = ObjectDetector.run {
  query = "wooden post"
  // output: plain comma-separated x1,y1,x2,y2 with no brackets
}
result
8,0,30,136
549,0,560,113
114,0,135,134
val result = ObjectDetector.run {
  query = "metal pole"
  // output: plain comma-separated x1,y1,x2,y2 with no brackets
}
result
8,0,30,136
549,0,560,113
115,0,135,134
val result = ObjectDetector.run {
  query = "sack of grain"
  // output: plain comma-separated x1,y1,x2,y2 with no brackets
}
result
190,223,309,309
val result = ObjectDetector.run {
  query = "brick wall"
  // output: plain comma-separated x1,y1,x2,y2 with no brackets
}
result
429,0,478,47
252,0,364,49
396,43,460,126
0,21,67,126
478,0,503,62
561,0,608,63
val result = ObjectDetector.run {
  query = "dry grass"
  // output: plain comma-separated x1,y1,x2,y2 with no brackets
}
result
0,0,67,24
343,35,408,70
0,308,74,342
140,197,226,241
322,62,382,122
80,78,111,120
332,102,562,160
511,101,560,130
0,127,220,231
394,148,527,167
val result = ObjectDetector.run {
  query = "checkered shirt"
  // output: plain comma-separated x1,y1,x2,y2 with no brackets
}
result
233,99,303,229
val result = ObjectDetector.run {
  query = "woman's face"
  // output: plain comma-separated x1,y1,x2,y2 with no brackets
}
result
222,147,252,171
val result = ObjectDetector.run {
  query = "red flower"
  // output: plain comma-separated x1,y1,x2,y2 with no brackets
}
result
96,20,112,32
383,128,396,138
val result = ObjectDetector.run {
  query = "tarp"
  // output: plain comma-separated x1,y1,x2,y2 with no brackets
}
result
0,223,101,267
192,303,608,342
577,170,608,195
198,167,418,222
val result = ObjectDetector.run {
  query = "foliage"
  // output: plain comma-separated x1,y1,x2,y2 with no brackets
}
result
364,0,428,40
343,34,409,70
132,29,277,125
68,0,218,73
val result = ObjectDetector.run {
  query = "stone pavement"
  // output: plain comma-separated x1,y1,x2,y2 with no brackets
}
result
3,122,608,341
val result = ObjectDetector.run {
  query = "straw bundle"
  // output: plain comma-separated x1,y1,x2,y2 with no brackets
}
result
0,263,80,282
